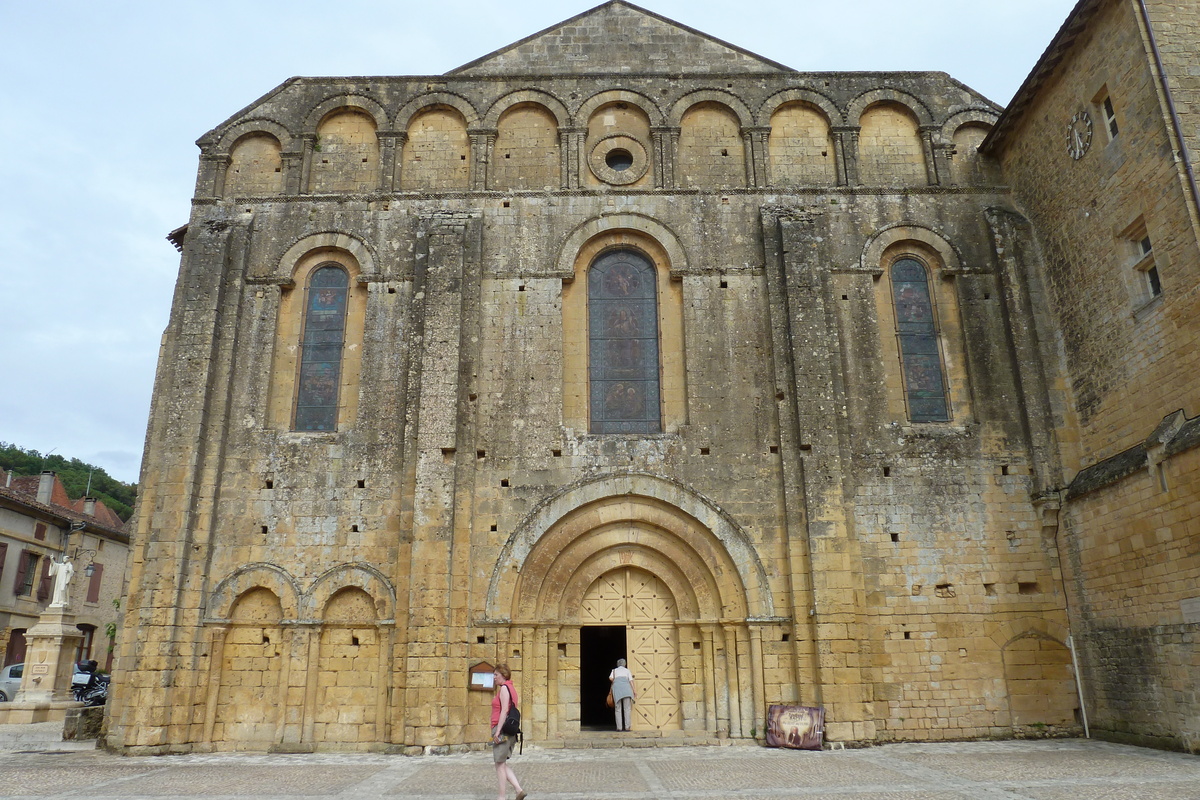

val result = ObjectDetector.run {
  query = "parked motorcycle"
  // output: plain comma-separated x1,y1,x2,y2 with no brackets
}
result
72,660,109,707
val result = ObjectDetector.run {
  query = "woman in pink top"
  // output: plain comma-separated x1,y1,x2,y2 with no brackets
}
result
490,664,526,800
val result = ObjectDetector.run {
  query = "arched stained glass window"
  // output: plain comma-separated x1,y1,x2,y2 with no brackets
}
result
589,249,661,434
294,265,349,431
891,258,950,422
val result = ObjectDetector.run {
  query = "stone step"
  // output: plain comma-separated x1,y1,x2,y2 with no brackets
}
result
0,721,97,752
548,731,749,749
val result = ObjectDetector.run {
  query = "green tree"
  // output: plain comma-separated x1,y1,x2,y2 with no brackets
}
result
0,442,136,521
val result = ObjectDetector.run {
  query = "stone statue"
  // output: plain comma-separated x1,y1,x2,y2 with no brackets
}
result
47,555,74,608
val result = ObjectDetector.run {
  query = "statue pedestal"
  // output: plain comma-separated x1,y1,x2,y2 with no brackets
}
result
0,607,84,725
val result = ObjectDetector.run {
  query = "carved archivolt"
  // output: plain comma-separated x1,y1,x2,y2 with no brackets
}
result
482,88,571,129
393,91,480,130
847,88,934,127
304,94,389,132
206,561,396,624
860,223,965,274
207,562,301,621
486,473,774,622
668,89,753,128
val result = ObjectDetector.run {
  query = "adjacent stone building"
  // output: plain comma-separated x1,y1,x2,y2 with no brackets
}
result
982,0,1200,752
106,0,1198,753
0,470,130,678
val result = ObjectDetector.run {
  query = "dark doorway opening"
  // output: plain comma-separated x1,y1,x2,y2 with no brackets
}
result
4,629,27,667
579,625,626,729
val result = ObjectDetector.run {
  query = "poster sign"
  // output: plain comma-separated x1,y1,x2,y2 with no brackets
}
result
765,704,825,750
469,661,495,691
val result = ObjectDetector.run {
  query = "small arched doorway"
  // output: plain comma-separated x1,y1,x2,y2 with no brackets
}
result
580,568,681,731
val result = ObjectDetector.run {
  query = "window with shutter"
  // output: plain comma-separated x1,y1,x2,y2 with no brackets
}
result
13,550,35,596
86,563,104,603
36,557,52,601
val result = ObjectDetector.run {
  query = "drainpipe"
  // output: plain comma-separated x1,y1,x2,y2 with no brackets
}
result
1067,634,1090,738
1137,0,1200,227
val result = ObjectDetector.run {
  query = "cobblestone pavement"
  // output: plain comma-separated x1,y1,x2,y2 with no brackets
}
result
1,739,1197,799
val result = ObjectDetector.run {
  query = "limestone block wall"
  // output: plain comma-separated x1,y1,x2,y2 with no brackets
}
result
988,0,1200,753
109,59,1091,753
401,108,470,191
768,102,837,186
857,104,927,187
491,104,561,190
677,102,746,188
1060,417,1200,752
1143,0,1200,183
310,111,379,194
994,0,1200,463
226,135,283,197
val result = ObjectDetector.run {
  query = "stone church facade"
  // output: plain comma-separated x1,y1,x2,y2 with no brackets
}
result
106,0,1198,753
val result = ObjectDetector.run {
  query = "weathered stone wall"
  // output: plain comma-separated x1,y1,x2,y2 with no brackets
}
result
1062,418,1200,751
994,0,1200,463
109,11,1092,753
1144,0,1200,184
989,0,1200,753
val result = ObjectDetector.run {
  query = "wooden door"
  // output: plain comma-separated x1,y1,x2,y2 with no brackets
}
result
581,567,681,731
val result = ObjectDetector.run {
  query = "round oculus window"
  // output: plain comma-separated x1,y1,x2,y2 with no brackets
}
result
589,135,649,185
605,148,634,172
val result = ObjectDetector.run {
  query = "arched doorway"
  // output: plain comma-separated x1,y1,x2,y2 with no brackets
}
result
580,568,681,731
489,479,777,740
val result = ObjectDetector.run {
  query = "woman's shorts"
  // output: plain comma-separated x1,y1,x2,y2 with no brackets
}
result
493,734,516,763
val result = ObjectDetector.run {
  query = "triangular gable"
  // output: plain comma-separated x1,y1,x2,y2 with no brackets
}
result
450,1,793,76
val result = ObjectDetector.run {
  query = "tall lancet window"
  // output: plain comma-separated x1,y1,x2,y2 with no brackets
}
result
589,249,661,434
294,264,349,431
891,258,950,422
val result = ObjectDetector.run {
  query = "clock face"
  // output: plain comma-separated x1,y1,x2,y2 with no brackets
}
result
1067,111,1093,160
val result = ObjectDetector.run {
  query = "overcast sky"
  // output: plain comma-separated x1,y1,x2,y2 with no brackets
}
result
0,0,1077,485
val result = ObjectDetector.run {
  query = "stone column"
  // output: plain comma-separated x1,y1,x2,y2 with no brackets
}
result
748,624,766,740
744,126,771,187
723,622,744,738
546,625,560,738
301,624,321,746
531,626,549,740
378,132,402,191
712,622,730,737
274,622,313,749
200,153,230,199
377,621,395,744
700,624,718,733
468,128,496,191
299,134,317,193
651,126,680,188
920,125,940,185
559,128,583,189
832,127,859,185
201,624,228,747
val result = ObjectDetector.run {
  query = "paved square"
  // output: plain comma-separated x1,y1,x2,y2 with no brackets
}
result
0,739,1196,799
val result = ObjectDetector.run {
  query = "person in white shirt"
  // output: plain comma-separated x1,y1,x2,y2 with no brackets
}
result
608,658,637,731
